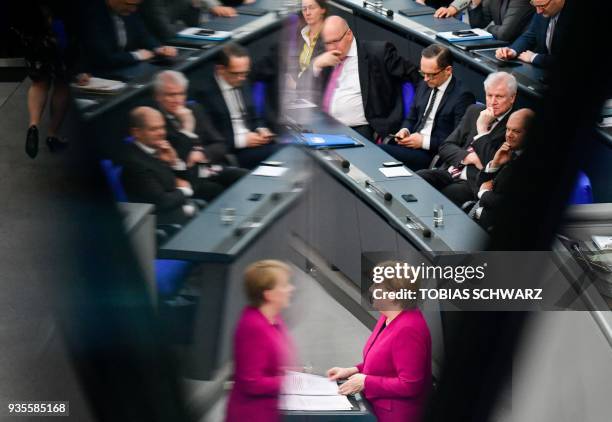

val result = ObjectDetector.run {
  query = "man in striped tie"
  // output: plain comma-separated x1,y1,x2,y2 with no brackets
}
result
416,72,517,207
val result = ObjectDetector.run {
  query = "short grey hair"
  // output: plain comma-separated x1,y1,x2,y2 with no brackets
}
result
483,71,517,96
153,70,189,94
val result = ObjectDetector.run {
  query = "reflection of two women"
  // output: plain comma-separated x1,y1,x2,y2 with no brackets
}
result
226,260,431,422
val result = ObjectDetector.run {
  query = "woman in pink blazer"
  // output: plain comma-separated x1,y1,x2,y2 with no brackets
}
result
225,260,295,422
327,266,431,422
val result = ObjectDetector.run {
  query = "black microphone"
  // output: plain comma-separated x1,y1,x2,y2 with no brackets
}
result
365,180,392,201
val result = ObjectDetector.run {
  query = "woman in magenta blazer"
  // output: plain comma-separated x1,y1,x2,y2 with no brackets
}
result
327,266,432,422
225,260,295,422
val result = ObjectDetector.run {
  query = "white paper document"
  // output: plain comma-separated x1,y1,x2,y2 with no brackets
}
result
71,77,126,93
252,166,288,177
592,235,612,250
282,371,339,396
285,98,318,110
279,395,353,411
379,166,412,178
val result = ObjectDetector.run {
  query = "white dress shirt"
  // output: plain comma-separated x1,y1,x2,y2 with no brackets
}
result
328,39,368,128
215,74,251,149
418,75,452,151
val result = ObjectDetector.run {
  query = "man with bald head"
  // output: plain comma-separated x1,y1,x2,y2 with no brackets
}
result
120,107,243,224
417,71,517,206
470,108,535,229
495,0,567,67
311,16,419,140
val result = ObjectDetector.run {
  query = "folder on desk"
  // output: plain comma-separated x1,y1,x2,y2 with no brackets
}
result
450,38,508,51
398,2,436,17
177,27,232,41
300,133,363,149
436,28,494,42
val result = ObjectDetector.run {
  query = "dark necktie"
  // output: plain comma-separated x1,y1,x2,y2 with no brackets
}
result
415,88,438,133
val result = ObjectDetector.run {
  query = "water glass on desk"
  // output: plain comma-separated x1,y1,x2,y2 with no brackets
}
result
433,204,444,228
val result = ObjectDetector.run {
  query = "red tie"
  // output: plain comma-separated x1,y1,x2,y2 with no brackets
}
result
322,58,347,113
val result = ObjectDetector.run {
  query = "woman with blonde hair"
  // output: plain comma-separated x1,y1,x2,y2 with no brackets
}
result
225,260,296,422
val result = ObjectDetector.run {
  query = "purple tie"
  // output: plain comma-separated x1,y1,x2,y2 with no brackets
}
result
322,58,347,113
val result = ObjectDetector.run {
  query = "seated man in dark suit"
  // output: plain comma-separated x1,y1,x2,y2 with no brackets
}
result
310,16,420,141
121,107,244,224
417,71,517,206
79,0,177,74
470,108,534,229
194,43,280,169
495,0,567,67
153,70,229,166
381,44,475,170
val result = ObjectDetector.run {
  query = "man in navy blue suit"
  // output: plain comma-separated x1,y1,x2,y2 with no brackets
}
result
79,0,178,74
381,44,475,170
495,0,567,67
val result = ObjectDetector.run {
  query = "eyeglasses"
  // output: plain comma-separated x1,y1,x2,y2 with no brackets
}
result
324,29,349,46
226,70,250,77
419,68,445,79
529,0,552,8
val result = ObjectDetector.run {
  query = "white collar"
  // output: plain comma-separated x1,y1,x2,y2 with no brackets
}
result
135,141,156,156
215,73,234,92
346,38,357,58
435,74,452,94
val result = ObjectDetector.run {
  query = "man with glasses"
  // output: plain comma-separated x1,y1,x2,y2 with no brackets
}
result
194,43,279,169
495,0,567,67
416,72,517,207
310,16,420,141
381,44,475,170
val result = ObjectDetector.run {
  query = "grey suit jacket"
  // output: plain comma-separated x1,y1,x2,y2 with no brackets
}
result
468,0,534,42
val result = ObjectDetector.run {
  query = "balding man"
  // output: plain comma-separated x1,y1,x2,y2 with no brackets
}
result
311,16,419,141
495,0,567,67
120,107,244,224
417,71,517,206
470,108,535,229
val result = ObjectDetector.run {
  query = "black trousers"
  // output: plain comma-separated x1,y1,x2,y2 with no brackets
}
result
192,167,248,201
350,124,375,142
379,143,433,171
417,168,477,207
234,143,283,170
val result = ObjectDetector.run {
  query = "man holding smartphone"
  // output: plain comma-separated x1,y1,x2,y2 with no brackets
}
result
381,44,475,170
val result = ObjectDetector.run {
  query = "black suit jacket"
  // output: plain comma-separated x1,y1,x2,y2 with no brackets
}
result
79,0,160,72
400,77,475,154
468,0,534,42
437,104,512,183
475,152,521,227
509,3,569,68
315,40,420,137
161,103,228,164
120,143,187,222
194,78,267,150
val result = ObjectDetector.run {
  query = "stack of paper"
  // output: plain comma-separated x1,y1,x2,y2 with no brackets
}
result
70,77,126,94
436,28,493,42
280,372,353,411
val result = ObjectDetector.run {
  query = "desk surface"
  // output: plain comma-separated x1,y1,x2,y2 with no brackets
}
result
158,146,310,262
286,107,488,255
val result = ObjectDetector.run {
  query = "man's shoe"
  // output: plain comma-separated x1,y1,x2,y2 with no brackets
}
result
46,136,69,152
25,125,39,158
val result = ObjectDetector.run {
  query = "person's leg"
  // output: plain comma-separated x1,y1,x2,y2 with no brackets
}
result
46,81,70,151
48,81,69,137
350,124,374,141
27,79,50,128
192,179,226,202
440,181,476,207
207,167,248,188
26,78,50,158
379,144,433,171
235,144,282,169
416,168,454,191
